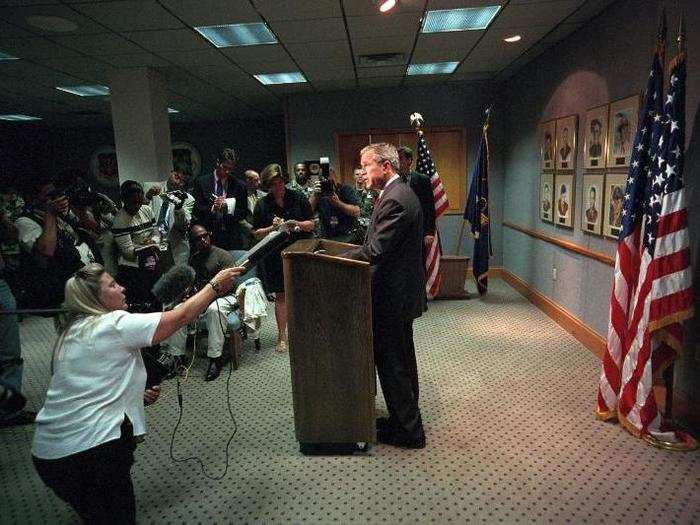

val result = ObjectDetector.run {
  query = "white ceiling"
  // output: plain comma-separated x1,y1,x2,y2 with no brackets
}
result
0,0,616,125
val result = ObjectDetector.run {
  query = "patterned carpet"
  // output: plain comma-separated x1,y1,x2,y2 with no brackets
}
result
1,279,698,524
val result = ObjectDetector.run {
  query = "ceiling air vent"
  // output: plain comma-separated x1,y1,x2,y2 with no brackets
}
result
357,53,405,68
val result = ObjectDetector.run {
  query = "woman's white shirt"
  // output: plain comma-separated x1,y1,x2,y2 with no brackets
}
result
32,310,162,460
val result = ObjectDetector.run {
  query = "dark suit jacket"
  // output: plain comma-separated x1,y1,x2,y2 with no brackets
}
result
407,170,436,237
192,172,248,250
347,178,426,321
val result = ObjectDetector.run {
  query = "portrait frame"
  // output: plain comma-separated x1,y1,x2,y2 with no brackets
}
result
583,104,609,169
539,120,557,171
555,114,578,172
554,173,575,228
89,145,119,188
581,173,604,235
603,172,627,240
607,95,640,169
171,141,202,182
540,171,554,223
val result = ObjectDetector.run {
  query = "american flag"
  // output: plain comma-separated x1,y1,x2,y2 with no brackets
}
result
416,132,449,299
596,27,696,449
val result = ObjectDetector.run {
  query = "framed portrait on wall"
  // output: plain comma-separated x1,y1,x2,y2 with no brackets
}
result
539,120,556,171
607,95,640,169
172,142,202,181
90,146,119,188
603,172,627,239
540,171,554,223
581,173,604,235
554,173,574,228
555,115,578,171
583,105,608,169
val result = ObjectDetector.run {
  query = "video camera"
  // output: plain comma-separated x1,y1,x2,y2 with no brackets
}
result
47,179,100,207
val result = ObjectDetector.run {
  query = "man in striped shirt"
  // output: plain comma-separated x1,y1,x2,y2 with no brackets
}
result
111,180,159,307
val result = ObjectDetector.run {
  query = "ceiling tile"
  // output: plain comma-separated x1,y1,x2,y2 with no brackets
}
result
413,31,482,54
566,0,616,23
160,49,231,67
0,4,111,35
491,0,582,29
346,12,422,39
32,55,109,79
252,0,341,21
71,1,184,32
357,76,404,89
0,36,83,59
220,43,291,66
158,0,261,26
267,17,346,44
0,19,36,39
101,53,172,68
411,44,465,63
352,34,414,57
303,67,355,82
286,40,351,61
475,25,553,50
357,65,405,78
540,22,581,44
343,0,424,16
52,33,144,55
121,29,211,52
246,59,300,74
3,60,88,85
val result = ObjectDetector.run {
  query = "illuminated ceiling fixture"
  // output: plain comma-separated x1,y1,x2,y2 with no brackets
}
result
194,22,277,48
407,62,459,75
0,114,42,121
254,72,307,85
56,85,110,97
422,6,501,32
167,107,179,114
378,0,397,13
0,51,19,60
504,34,522,43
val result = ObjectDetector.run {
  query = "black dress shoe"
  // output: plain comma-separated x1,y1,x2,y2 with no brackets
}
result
377,428,426,449
204,357,223,381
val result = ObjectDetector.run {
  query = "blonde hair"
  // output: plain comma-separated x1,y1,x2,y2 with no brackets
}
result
260,163,286,190
52,263,110,372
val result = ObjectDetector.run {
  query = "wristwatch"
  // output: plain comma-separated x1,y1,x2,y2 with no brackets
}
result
208,280,222,295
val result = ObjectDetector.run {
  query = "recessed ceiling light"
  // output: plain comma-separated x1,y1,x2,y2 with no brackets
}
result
56,85,110,97
0,51,19,61
407,62,459,75
167,107,179,114
254,72,306,85
25,15,78,33
504,35,522,43
422,6,501,33
194,22,277,48
378,0,397,13
0,114,42,121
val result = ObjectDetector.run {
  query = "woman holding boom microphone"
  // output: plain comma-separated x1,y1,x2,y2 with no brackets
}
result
31,262,243,524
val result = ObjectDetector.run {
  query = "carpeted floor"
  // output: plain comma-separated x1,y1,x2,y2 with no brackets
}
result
1,278,698,524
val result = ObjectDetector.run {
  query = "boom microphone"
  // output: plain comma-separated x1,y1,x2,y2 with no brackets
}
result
234,229,291,269
152,265,196,308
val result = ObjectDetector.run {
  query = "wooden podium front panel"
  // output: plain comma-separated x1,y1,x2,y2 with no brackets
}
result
436,255,470,299
283,243,374,444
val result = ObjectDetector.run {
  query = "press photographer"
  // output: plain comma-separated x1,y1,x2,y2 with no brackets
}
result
14,178,98,309
31,262,243,524
309,161,360,243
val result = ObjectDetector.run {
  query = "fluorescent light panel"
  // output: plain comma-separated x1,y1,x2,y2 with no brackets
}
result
167,107,179,114
194,22,277,48
422,6,501,32
0,51,19,60
56,85,110,97
254,72,306,85
0,114,42,121
407,62,459,75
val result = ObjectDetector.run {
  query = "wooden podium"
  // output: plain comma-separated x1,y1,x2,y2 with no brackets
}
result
282,239,375,455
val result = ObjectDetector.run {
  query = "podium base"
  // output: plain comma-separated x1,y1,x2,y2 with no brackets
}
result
299,442,370,456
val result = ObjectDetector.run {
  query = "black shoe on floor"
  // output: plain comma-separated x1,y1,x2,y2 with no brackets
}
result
0,410,37,429
377,428,426,449
204,357,223,381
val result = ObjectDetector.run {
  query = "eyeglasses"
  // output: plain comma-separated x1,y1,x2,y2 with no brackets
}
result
194,232,210,240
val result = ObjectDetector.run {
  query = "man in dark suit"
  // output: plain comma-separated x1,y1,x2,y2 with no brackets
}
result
345,143,426,449
397,146,436,253
192,147,248,250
